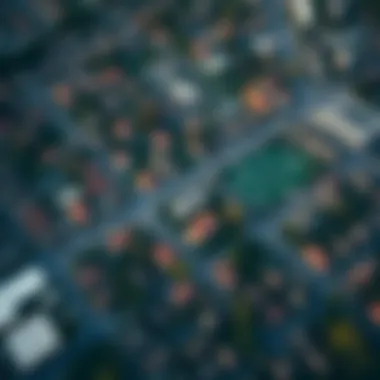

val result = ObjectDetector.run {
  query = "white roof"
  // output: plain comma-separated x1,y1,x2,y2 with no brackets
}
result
308,92,380,148
198,52,229,76
4,314,62,372
57,186,82,209
288,0,315,28
0,267,48,330
310,105,366,148
171,185,209,219
169,79,201,106
251,33,276,56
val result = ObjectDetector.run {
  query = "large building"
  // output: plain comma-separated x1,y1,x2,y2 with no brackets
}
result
287,0,358,30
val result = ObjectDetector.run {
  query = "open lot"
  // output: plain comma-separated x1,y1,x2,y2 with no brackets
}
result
221,136,327,210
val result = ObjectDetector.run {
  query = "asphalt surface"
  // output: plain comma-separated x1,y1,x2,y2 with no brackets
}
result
5,1,380,378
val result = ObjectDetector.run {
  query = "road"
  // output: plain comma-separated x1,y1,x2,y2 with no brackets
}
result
7,0,380,376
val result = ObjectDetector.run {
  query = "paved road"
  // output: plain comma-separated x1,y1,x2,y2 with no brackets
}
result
17,68,378,287
8,1,380,374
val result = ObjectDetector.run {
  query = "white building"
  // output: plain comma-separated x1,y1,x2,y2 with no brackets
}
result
287,0,316,29
0,266,64,373
308,91,380,149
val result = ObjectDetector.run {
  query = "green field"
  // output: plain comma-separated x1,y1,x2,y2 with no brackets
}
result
222,138,325,209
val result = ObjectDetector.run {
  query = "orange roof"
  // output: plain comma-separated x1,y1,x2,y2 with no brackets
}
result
106,229,131,253
114,119,132,140
213,260,236,290
302,244,330,273
170,282,194,306
184,212,217,245
243,85,271,114
135,171,156,191
153,243,176,269
368,302,380,325
67,201,88,225
150,130,171,150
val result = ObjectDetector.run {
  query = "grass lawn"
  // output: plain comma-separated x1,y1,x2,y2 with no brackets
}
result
222,138,326,209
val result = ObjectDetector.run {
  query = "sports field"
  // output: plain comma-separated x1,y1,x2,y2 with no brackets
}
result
222,138,326,209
